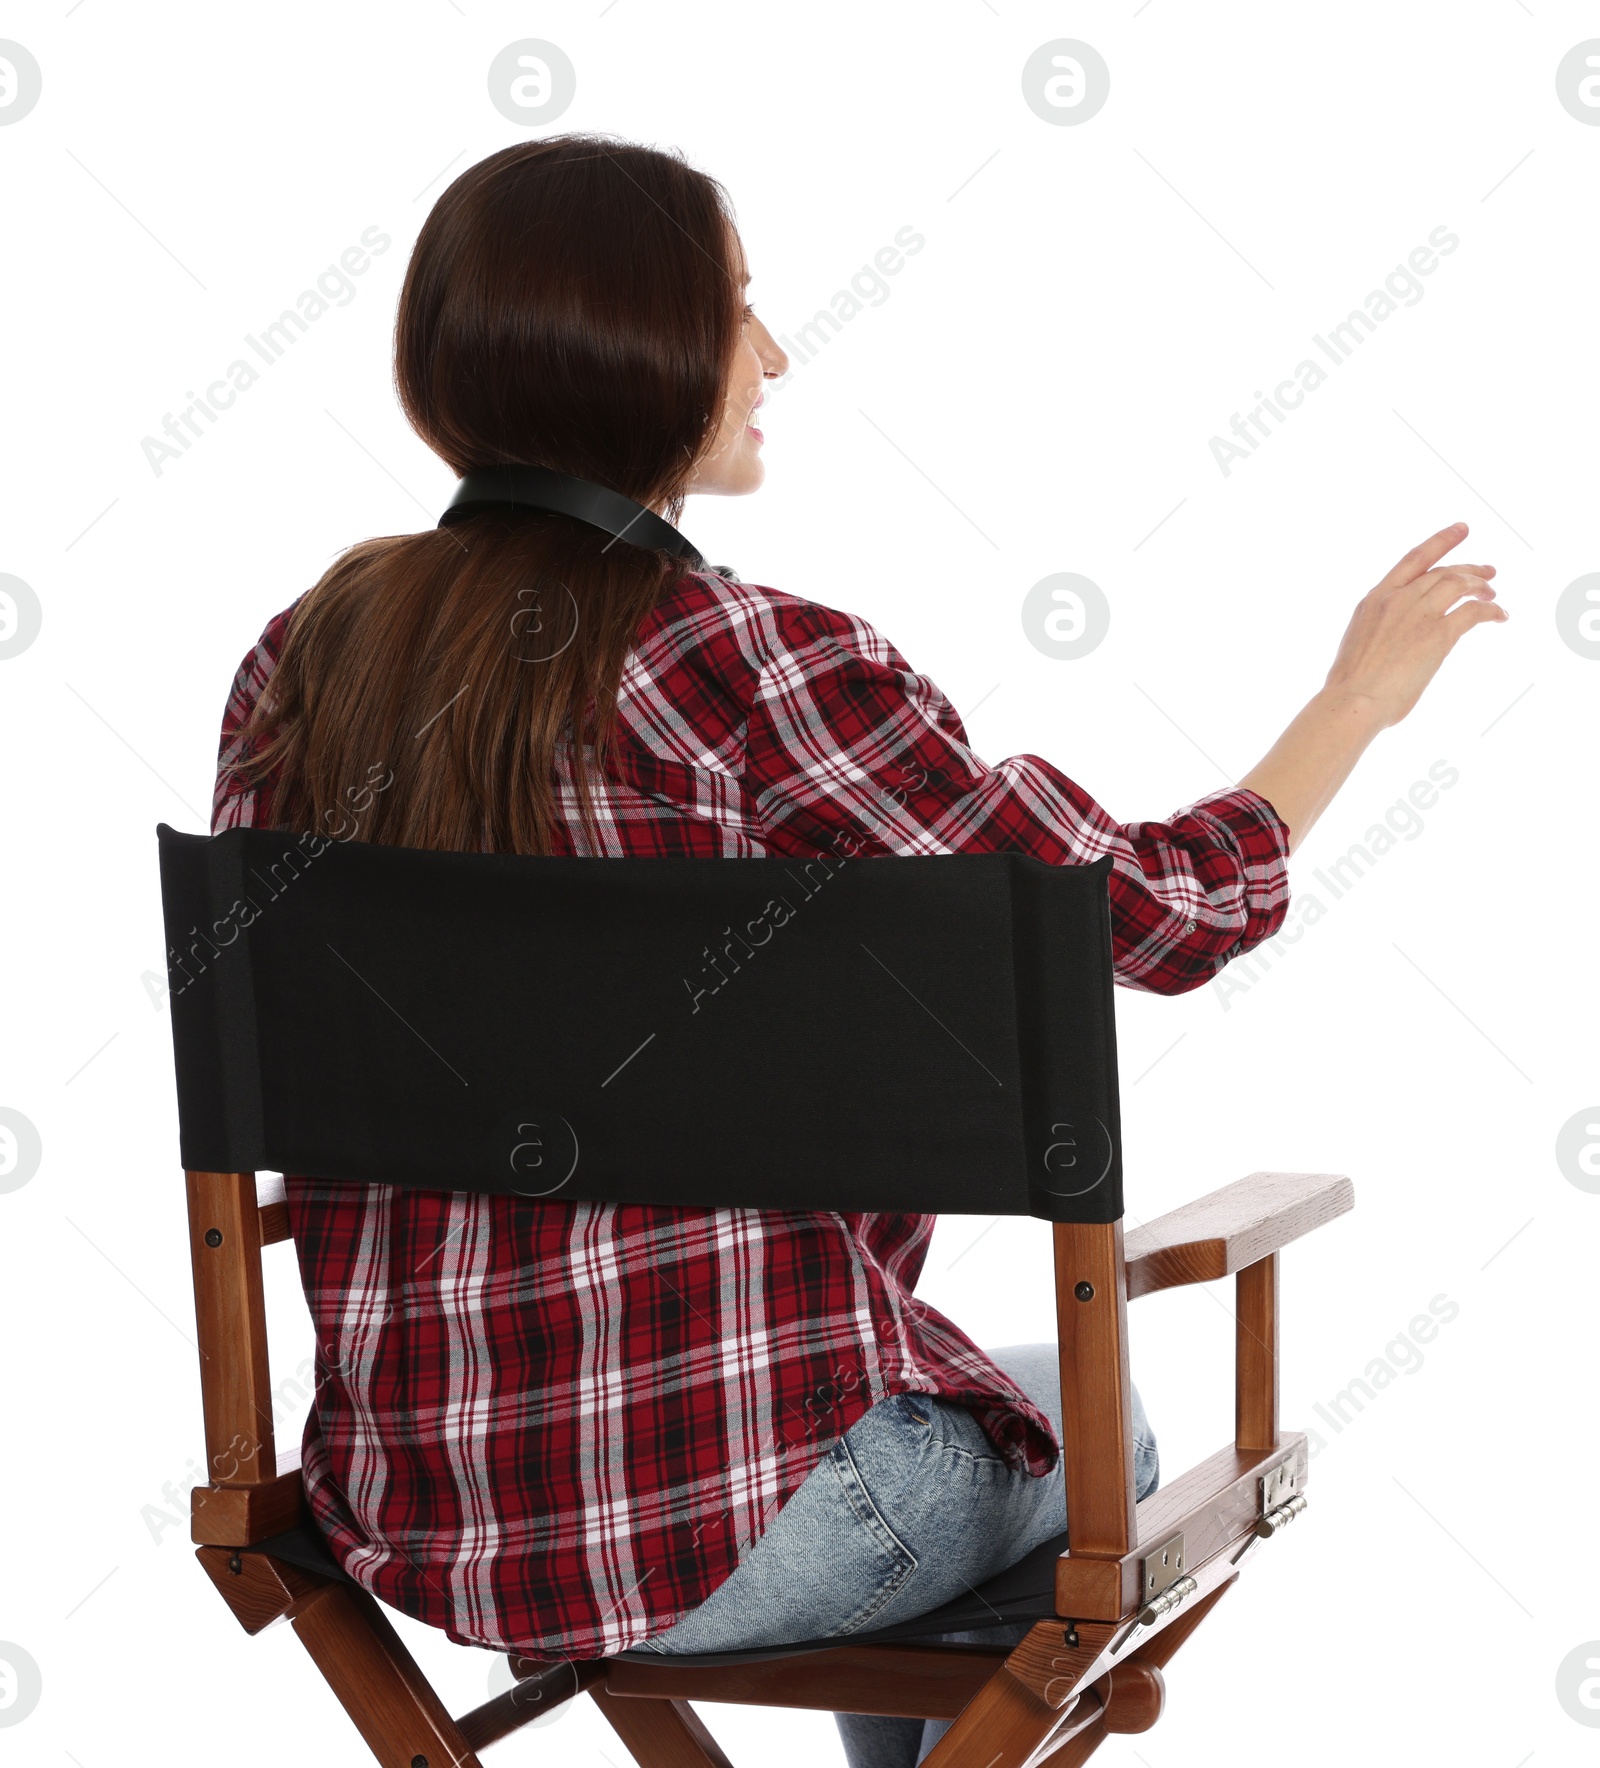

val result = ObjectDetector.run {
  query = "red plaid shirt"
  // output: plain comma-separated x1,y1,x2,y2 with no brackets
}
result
212,566,1289,1659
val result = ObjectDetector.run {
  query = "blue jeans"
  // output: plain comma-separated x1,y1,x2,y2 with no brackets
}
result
636,1343,1159,1768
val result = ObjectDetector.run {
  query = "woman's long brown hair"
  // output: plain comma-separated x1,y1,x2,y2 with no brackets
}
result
227,136,745,854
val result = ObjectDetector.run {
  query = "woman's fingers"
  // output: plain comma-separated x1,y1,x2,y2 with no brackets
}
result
1378,521,1469,591
1445,594,1510,633
1419,567,1500,611
1323,524,1509,731
1417,562,1496,586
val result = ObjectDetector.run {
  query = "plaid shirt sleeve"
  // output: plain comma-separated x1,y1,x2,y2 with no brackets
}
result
211,601,298,833
741,594,1290,994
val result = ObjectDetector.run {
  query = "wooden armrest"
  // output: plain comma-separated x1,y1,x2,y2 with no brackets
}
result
1124,1171,1353,1300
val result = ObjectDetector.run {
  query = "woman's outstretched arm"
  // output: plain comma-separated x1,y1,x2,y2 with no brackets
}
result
739,592,1291,996
1239,521,1507,854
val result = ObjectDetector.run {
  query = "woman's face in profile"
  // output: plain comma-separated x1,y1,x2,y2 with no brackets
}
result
684,229,789,502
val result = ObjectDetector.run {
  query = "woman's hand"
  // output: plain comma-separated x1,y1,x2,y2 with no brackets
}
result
1321,521,1507,730
1237,521,1508,854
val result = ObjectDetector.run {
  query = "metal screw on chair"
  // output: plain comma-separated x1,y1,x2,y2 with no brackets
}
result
1074,1281,1094,1302
227,1554,242,1575
1063,1623,1079,1647
204,1228,223,1247
411,1757,429,1768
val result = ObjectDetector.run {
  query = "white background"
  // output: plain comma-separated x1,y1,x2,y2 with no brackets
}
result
1,3,1595,1765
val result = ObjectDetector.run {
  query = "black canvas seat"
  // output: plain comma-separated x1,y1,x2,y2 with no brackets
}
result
246,1516,1076,1664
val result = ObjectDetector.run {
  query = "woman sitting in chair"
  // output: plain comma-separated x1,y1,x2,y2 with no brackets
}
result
212,137,1503,1768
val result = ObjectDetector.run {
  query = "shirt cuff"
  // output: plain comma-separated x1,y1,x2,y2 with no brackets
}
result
1168,785,1292,967
1177,785,1292,869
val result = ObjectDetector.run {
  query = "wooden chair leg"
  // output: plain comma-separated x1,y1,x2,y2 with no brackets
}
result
916,1663,1103,1768
591,1684,734,1768
1035,1714,1108,1768
289,1581,484,1768
1034,1577,1235,1768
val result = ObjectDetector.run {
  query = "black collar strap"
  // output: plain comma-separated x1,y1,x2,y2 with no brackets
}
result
438,464,704,567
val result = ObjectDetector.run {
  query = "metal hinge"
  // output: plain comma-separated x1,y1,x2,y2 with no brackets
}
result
1261,1457,1297,1511
1120,1538,1194,1640
1257,1455,1308,1539
1256,1491,1308,1538
1137,1573,1198,1626
1139,1532,1186,1605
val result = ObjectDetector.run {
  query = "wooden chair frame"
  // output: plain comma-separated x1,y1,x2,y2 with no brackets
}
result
185,1166,1352,1768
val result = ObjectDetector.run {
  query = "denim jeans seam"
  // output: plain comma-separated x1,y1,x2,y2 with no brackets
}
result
835,1561,919,1635
922,1400,1014,1474
934,1445,1011,1477
823,1433,921,1635
897,1392,934,1429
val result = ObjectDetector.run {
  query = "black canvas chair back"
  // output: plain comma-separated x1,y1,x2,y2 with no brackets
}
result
157,823,1124,1222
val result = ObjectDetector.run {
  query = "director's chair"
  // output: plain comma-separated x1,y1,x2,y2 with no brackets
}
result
157,822,1353,1768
